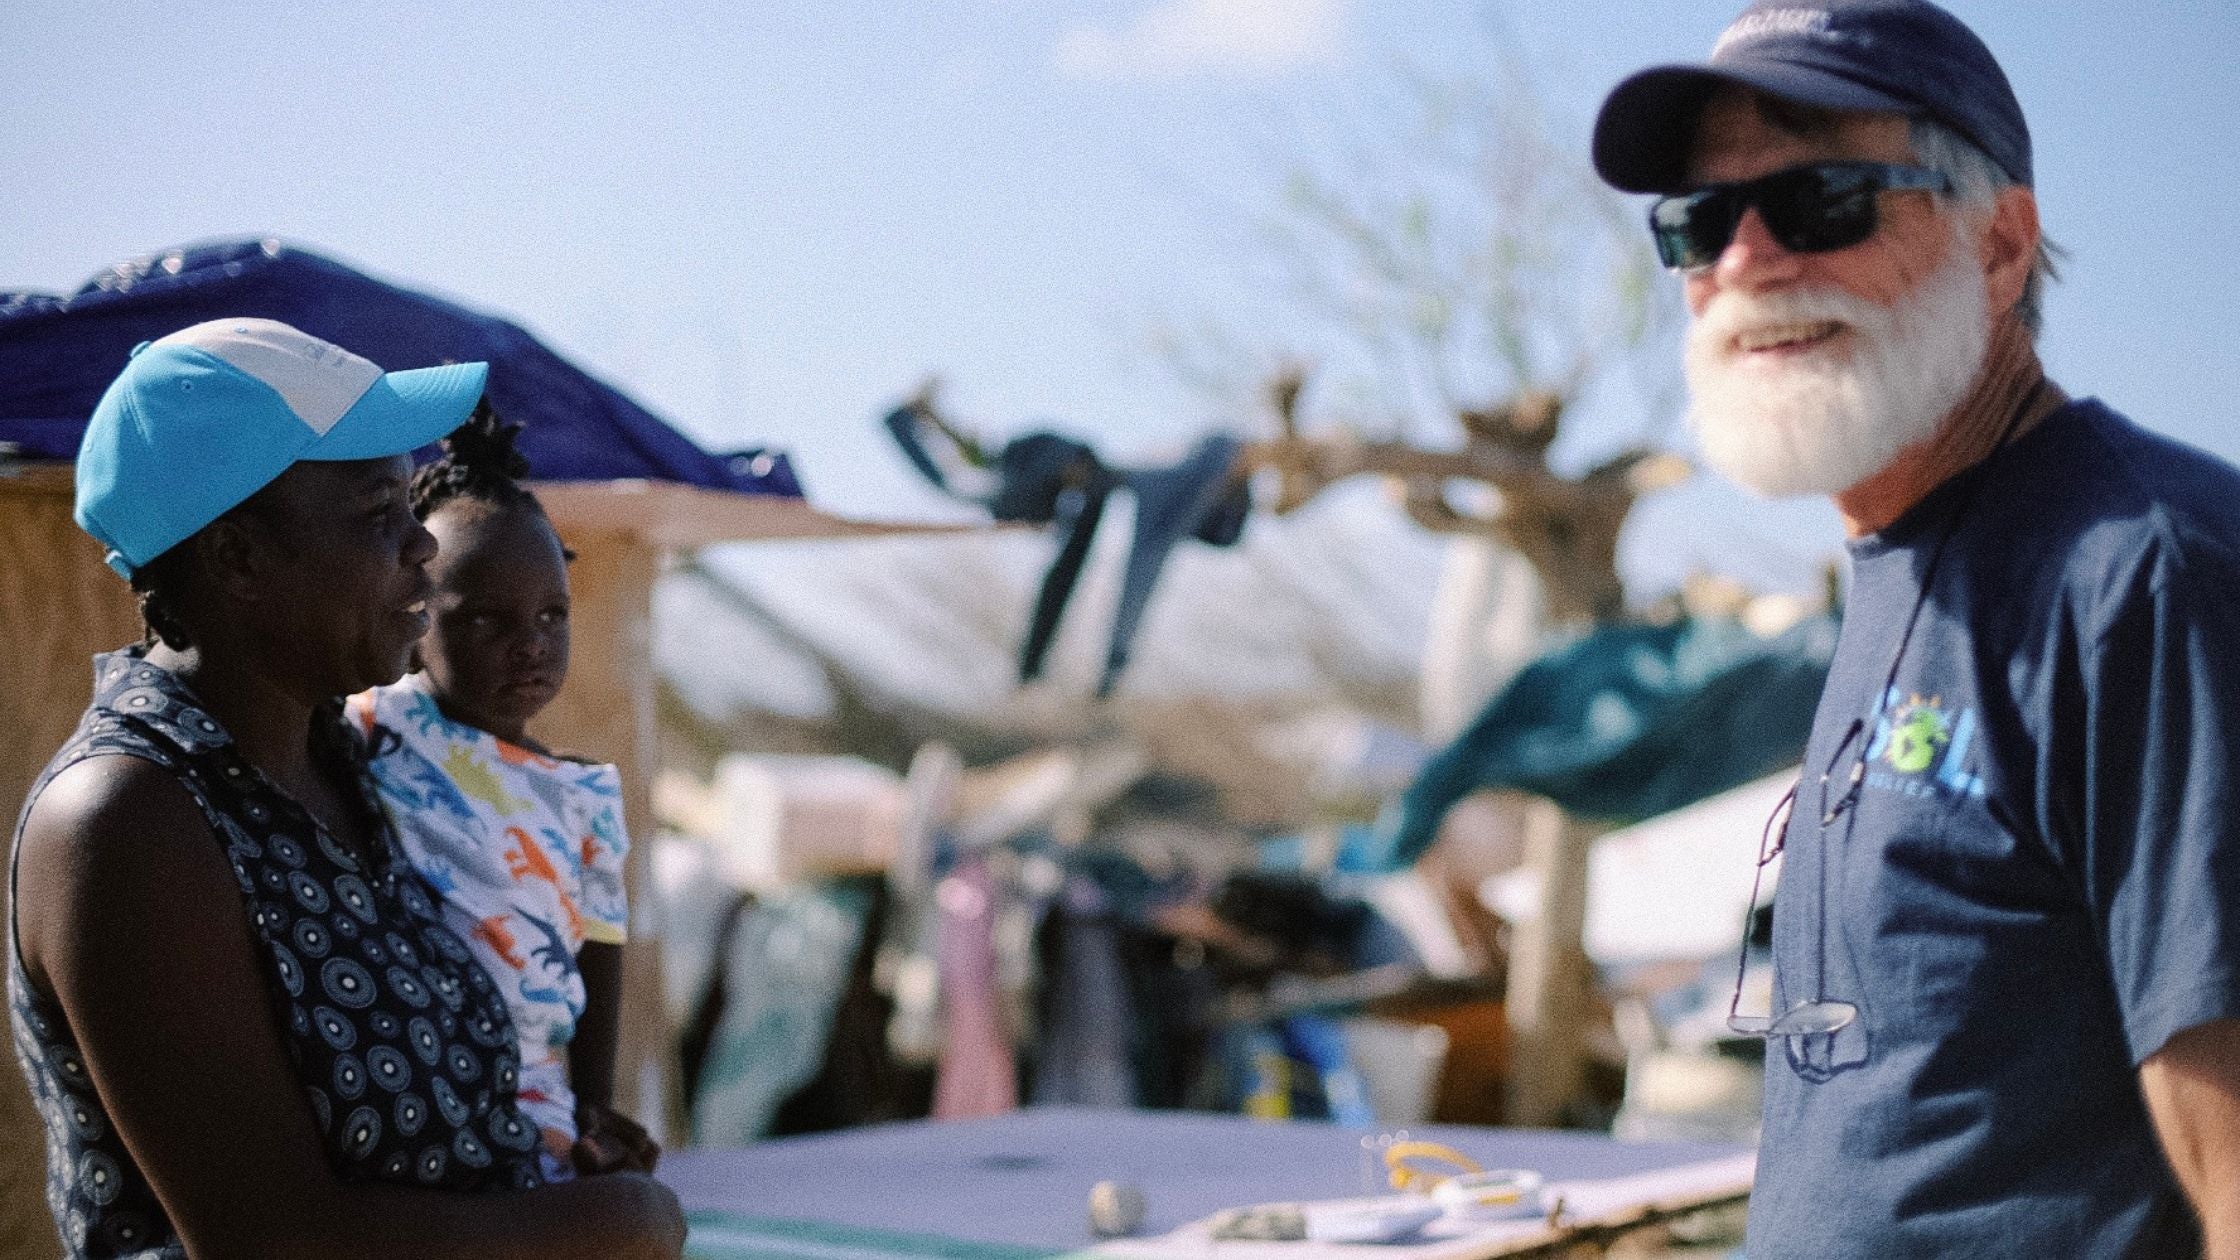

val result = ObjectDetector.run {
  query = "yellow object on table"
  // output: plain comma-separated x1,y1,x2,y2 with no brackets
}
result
1383,1141,1483,1193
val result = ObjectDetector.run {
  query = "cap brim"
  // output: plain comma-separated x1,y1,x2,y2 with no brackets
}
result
1592,60,1917,194
305,360,488,461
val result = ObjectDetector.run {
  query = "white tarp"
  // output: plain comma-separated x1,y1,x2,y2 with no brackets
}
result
1486,770,1795,966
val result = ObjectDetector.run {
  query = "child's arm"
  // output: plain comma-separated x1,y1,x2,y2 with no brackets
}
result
570,942,662,1173
570,940,624,1112
569,789,662,1174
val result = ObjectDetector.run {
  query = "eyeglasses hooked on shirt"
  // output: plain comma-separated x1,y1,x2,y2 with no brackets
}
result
1725,716,1869,1039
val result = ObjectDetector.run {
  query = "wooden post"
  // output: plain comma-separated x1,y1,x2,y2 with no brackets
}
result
532,528,685,1141
1503,798,1605,1128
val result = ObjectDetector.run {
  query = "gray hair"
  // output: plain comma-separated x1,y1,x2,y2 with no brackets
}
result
1909,117,2061,335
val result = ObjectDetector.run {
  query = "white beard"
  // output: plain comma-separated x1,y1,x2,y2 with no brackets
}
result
1683,243,1991,498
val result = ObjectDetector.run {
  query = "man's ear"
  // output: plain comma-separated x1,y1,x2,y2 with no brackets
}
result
1980,185,2040,321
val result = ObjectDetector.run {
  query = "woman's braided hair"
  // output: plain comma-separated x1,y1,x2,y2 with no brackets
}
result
129,552,199,652
127,480,287,652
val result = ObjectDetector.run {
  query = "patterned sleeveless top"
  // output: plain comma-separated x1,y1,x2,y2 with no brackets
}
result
7,652,547,1260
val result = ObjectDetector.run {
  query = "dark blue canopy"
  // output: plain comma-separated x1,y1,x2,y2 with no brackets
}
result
0,238,801,496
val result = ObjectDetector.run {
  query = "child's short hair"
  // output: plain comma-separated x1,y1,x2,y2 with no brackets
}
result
410,402,546,521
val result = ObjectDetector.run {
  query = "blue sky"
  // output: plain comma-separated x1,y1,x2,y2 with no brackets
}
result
5,1,2235,596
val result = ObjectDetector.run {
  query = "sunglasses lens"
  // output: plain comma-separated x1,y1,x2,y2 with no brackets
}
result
1650,189,1737,270
1759,166,1881,255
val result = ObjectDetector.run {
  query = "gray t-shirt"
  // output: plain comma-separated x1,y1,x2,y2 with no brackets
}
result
1746,400,2240,1258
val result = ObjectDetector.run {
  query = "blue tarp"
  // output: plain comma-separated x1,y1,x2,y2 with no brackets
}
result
0,238,802,496
1382,614,1838,867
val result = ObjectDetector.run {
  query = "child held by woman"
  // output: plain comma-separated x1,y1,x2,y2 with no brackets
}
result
349,408,655,1181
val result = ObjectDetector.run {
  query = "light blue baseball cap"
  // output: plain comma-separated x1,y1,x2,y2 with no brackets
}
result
75,318,488,579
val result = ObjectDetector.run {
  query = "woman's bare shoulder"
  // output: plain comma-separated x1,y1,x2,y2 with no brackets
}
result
15,753,223,985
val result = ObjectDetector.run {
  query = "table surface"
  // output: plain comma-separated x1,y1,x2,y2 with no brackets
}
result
659,1107,1747,1255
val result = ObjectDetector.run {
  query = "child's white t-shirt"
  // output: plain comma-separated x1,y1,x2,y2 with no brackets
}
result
348,677,629,1180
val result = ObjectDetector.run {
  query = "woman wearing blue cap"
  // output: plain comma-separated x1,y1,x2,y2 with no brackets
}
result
6,319,685,1258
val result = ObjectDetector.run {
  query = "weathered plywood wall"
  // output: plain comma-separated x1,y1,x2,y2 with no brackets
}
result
0,469,131,1260
0,472,142,867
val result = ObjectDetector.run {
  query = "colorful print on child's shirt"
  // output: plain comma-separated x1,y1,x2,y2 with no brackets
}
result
349,678,630,1179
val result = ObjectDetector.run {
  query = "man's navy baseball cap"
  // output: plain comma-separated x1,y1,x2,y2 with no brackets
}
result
76,318,486,579
1592,0,2031,195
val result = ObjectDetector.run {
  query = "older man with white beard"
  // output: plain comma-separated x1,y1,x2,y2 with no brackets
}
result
1594,2,2240,1257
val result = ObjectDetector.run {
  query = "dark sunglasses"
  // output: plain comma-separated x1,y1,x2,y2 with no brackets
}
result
1650,161,1953,271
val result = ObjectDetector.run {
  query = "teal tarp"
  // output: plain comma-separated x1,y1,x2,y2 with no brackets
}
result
688,881,875,1144
1385,615,1837,867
